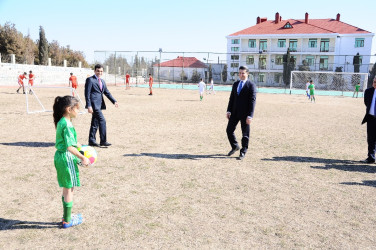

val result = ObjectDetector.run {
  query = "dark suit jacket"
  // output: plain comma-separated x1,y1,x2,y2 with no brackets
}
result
362,87,376,124
227,79,257,119
84,75,116,111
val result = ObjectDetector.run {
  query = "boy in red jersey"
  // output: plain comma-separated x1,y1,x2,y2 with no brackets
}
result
148,74,153,95
28,71,35,94
125,73,130,89
69,73,78,96
17,72,27,94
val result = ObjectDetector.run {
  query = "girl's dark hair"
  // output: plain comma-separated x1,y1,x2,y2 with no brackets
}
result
53,96,79,128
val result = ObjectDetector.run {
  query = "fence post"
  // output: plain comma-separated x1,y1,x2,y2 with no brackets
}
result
10,54,16,64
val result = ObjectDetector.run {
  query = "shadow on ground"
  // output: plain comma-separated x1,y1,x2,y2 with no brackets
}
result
262,156,376,173
0,142,55,147
340,180,376,188
124,152,227,160
0,218,60,230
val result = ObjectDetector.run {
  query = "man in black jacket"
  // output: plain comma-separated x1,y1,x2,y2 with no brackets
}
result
226,66,257,160
85,64,118,147
361,77,376,163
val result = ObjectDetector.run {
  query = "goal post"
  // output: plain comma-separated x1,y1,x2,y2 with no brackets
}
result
290,71,368,97
25,85,86,114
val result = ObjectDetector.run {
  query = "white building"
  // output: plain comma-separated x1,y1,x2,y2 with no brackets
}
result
153,56,207,82
226,12,374,86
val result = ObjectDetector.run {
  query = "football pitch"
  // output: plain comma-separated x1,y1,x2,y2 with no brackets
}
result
0,86,375,248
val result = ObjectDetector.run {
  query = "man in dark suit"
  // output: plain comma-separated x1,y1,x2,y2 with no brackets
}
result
361,77,376,163
226,65,257,160
85,64,118,147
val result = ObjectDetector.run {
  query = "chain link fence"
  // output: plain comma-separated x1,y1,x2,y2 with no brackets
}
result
94,51,229,87
94,51,376,89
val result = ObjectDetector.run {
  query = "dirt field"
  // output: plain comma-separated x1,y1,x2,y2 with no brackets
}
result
1,85,376,249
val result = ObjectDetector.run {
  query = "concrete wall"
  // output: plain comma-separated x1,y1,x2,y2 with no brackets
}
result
0,63,93,86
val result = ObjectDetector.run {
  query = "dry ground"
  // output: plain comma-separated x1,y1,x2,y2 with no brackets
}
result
0,85,375,249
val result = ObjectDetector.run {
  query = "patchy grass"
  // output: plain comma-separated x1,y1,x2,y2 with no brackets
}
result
0,86,375,248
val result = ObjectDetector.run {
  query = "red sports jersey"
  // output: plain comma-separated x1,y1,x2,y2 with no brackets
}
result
18,74,26,85
69,76,78,88
28,73,34,85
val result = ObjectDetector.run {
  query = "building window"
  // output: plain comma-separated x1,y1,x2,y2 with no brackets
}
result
275,55,283,65
278,39,286,48
259,56,267,69
258,73,265,82
319,56,328,70
283,22,293,29
289,39,297,52
259,39,267,51
246,56,254,65
355,38,364,47
320,39,329,52
274,73,282,83
231,47,239,52
306,56,315,66
248,39,256,48
231,39,240,44
308,39,317,48
231,55,239,60
291,56,297,65
231,63,239,68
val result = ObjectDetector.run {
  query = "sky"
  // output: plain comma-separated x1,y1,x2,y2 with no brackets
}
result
1,0,376,63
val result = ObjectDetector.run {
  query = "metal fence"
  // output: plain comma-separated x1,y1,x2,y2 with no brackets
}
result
94,51,229,86
94,50,376,88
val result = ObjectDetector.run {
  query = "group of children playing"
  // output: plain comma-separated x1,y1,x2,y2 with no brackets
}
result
17,71,79,96
198,78,215,101
305,79,361,101
305,80,316,103
17,71,34,94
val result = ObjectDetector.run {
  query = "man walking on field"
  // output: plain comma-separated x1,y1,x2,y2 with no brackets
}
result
226,66,257,160
361,77,376,163
85,64,118,147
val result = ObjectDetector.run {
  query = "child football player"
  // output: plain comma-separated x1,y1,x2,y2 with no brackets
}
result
53,95,90,228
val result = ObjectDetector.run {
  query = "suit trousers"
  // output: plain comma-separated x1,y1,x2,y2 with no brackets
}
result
89,109,107,144
367,116,376,160
226,116,250,154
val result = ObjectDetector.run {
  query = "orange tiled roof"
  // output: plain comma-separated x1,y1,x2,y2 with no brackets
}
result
154,56,207,68
229,18,371,36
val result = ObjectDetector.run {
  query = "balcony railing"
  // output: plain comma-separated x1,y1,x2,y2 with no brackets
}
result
239,46,336,53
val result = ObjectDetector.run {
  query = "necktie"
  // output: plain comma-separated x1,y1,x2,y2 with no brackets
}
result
237,81,243,95
98,78,103,91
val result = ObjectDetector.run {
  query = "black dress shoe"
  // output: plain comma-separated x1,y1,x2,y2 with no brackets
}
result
89,142,100,147
227,146,240,156
100,142,112,147
237,152,245,160
362,158,375,163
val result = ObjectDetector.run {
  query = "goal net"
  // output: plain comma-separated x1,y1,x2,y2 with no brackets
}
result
290,71,368,96
25,85,86,114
